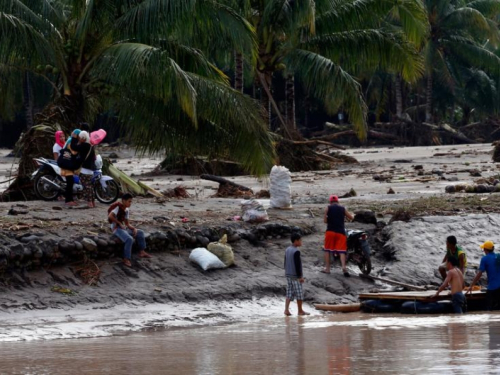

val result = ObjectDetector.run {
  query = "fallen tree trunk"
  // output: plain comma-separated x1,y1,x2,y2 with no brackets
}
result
200,174,253,192
291,139,345,150
313,130,401,142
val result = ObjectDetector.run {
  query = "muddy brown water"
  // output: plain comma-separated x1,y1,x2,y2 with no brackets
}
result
2,313,500,374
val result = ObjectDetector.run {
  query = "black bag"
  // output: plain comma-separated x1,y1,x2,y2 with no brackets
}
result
57,147,79,170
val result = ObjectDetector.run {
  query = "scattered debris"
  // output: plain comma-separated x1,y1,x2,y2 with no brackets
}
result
340,188,357,198
161,185,190,198
389,209,413,223
387,188,395,194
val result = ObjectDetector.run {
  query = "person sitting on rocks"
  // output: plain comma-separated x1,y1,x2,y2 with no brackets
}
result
108,193,152,267
439,236,466,281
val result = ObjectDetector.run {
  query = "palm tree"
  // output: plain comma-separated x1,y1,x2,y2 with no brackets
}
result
421,0,500,123
248,0,428,140
0,0,275,184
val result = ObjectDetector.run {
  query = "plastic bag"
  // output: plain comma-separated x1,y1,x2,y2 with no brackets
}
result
241,199,269,223
270,165,292,208
189,248,226,271
207,234,235,267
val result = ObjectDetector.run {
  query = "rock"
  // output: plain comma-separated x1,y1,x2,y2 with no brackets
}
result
387,188,395,194
414,165,423,170
58,240,75,252
52,206,63,211
196,235,210,247
74,241,83,251
445,185,456,193
8,208,29,215
417,170,424,176
431,169,443,176
9,244,25,260
82,238,98,252
469,169,482,177
447,177,459,182
108,152,120,158
353,210,377,225
96,239,108,248
20,235,40,243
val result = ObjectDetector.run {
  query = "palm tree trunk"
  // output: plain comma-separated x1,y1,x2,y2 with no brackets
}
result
285,74,296,130
425,74,433,123
23,72,34,129
234,51,244,93
394,74,403,118
257,74,272,129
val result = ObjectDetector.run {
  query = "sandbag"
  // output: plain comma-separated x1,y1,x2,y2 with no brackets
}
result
189,248,226,271
270,165,292,208
241,199,269,223
207,234,234,267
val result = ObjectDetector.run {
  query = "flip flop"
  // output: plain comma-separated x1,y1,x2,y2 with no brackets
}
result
139,252,153,258
320,270,330,274
343,272,350,277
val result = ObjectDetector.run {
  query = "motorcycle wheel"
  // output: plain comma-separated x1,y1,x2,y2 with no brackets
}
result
34,173,61,201
94,180,119,204
358,256,372,275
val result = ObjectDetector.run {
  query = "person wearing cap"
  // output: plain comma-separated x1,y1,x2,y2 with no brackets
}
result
438,235,466,281
322,195,354,277
468,240,500,310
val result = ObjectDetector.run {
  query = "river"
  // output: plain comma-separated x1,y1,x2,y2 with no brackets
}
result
2,312,500,374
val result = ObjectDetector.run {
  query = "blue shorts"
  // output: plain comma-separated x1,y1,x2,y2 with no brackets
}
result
452,292,466,314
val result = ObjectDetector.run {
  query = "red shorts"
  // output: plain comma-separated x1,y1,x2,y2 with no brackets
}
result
323,231,347,253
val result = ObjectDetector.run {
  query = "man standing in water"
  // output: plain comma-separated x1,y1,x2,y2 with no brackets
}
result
439,236,466,280
322,195,354,277
432,257,465,313
284,233,309,316
468,241,500,310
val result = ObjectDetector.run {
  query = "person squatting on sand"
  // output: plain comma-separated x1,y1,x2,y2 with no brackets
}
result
108,194,152,268
284,233,309,316
432,257,466,313
322,195,354,277
439,235,466,281
468,241,500,310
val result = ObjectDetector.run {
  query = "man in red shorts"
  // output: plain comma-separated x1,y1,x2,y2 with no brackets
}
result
322,195,354,277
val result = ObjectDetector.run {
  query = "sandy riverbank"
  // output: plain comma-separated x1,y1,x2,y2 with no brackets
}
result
0,143,499,340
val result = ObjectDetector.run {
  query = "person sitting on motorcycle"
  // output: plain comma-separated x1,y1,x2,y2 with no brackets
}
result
71,131,96,208
322,195,354,277
61,129,81,206
53,131,66,161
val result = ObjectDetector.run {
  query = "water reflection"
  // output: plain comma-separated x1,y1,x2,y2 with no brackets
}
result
2,313,500,374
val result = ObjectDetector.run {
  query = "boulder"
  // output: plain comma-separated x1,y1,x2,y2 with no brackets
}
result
82,238,98,252
353,210,377,225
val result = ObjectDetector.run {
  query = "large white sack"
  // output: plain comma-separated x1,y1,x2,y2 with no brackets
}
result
270,165,292,208
241,199,269,223
189,248,226,271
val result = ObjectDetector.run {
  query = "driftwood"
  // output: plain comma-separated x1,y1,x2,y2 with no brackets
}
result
359,273,427,291
200,174,253,192
292,139,346,150
313,130,401,142
314,303,361,312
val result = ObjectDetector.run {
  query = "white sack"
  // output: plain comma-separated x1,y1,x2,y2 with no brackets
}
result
189,248,226,271
269,165,292,208
241,199,269,223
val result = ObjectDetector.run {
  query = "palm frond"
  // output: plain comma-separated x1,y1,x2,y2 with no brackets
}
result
286,49,367,141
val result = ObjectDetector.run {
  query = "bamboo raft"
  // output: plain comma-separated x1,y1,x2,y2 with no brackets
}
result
358,290,486,302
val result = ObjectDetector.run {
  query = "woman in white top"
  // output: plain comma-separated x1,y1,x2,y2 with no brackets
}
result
53,131,66,160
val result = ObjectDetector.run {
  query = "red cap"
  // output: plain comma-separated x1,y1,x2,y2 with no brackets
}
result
329,195,339,203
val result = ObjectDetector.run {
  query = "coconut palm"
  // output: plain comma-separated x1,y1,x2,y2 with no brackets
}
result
0,0,275,183
421,0,500,122
246,0,428,140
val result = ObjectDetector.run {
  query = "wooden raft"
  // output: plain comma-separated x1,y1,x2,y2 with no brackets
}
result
358,290,485,302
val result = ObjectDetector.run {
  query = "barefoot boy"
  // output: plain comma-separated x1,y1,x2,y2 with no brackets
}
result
284,233,309,316
432,257,465,313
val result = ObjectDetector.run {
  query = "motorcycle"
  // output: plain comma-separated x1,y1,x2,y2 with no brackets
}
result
31,155,120,204
346,229,372,275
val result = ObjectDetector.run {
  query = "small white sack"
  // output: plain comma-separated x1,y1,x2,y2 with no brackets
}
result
241,199,269,223
189,248,226,271
270,165,292,208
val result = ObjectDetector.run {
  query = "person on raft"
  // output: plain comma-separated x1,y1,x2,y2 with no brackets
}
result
108,193,152,267
432,257,466,313
468,241,500,310
322,195,354,277
284,233,309,316
439,235,466,280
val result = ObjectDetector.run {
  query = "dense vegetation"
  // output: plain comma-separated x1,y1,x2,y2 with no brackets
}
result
1,0,500,178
